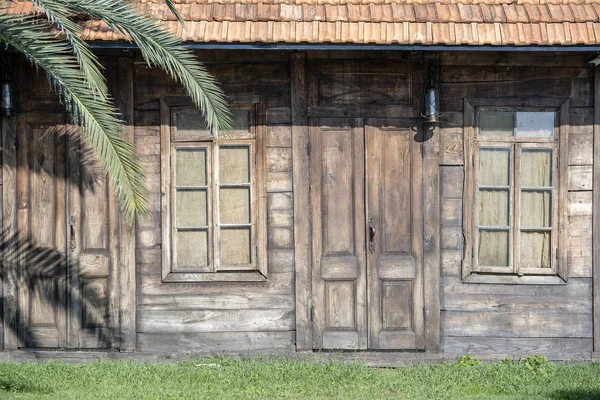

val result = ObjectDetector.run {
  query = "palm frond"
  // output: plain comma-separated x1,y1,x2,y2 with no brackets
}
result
31,0,108,99
66,0,233,134
164,0,185,27
0,13,148,221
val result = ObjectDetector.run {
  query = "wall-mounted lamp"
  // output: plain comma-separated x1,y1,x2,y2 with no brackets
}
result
0,54,16,117
421,62,443,124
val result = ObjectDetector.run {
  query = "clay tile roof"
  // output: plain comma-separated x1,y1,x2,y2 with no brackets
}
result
5,0,600,46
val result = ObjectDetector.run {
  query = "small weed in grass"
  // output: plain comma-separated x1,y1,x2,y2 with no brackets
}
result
0,357,598,399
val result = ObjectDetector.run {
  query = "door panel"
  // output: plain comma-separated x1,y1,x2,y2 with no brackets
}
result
68,137,119,348
310,118,367,350
17,114,68,348
366,119,424,350
15,115,118,349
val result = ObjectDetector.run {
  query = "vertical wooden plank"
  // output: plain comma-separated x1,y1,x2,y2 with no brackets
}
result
117,56,137,352
559,100,570,282
423,120,441,352
2,116,17,350
16,116,29,348
462,99,475,279
291,52,311,351
593,65,600,354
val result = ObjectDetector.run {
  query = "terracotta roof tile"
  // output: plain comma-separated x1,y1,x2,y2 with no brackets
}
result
7,0,600,46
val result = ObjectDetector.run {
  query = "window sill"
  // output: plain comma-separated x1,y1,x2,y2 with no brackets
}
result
462,273,567,285
162,270,267,283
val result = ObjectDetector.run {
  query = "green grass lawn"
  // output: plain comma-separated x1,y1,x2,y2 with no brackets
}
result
0,356,599,399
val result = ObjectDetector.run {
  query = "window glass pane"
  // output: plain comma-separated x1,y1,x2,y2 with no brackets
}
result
516,112,555,138
231,109,251,136
220,146,250,184
479,111,514,137
176,230,208,267
176,190,207,227
479,189,509,227
220,228,251,265
521,191,552,228
479,148,510,186
478,230,510,267
520,231,551,268
175,148,207,186
174,109,211,139
521,149,552,187
220,188,250,224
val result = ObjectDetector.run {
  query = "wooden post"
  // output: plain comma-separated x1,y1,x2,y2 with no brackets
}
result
291,52,312,351
422,57,441,352
2,116,17,350
116,56,137,352
593,65,600,358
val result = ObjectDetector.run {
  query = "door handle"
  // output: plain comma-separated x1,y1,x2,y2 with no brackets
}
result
368,218,376,254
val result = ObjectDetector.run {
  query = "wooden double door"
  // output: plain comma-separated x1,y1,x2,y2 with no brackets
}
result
310,118,424,350
10,114,119,349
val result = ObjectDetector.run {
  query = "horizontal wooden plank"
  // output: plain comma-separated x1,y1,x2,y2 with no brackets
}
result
140,272,294,296
377,255,416,280
441,166,463,199
267,147,292,172
442,293,592,313
267,125,292,147
268,226,293,249
441,249,462,277
138,308,295,333
569,133,593,166
568,235,592,278
441,198,462,226
267,249,294,274
266,108,292,125
267,171,293,192
443,276,591,296
137,331,295,353
443,337,593,360
443,53,589,67
443,310,592,338
569,191,592,216
138,294,295,310
441,225,463,250
568,165,593,191
321,256,359,280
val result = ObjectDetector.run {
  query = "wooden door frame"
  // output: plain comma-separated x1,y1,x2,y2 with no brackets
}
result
1,56,136,352
292,52,441,352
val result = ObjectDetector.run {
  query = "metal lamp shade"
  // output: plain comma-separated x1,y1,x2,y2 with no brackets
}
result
1,80,15,117
421,86,441,123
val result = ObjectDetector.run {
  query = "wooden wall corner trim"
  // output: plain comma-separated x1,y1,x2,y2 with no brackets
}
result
116,57,137,352
2,116,18,350
593,65,600,352
291,52,312,351
423,123,441,352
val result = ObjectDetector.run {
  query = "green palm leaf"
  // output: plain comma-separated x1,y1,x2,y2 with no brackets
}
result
31,0,108,99
0,13,148,221
65,0,233,134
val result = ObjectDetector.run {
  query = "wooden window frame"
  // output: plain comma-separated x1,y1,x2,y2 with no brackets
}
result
160,98,267,282
462,98,569,285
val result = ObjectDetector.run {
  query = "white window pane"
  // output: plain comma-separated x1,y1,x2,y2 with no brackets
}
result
175,148,207,186
174,109,211,139
176,190,208,227
220,146,250,184
479,111,514,137
220,228,251,265
176,230,208,267
479,189,509,227
521,149,552,187
516,112,555,138
521,191,552,228
478,230,510,267
520,231,551,268
479,148,510,186
220,187,250,224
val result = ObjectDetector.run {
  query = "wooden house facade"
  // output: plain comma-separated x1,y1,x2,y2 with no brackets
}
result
1,0,600,361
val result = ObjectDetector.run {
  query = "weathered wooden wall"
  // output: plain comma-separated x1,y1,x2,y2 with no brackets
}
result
439,52,594,359
1,50,596,357
132,51,296,353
